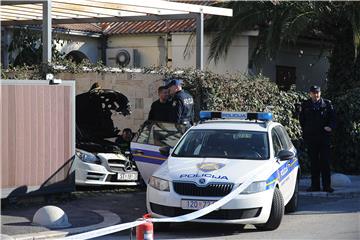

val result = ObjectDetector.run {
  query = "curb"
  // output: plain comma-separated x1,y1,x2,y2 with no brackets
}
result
299,190,360,198
9,210,121,240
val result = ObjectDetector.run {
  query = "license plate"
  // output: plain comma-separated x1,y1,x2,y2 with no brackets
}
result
117,172,138,181
181,199,216,210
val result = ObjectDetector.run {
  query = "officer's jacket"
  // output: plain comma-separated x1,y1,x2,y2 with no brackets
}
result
170,90,194,123
299,98,336,139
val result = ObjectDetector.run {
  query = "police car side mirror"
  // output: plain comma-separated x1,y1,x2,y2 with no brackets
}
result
277,150,295,161
159,146,171,157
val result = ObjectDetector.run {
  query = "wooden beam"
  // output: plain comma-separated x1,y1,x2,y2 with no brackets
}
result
53,0,188,15
0,13,196,26
0,12,40,20
93,0,233,17
52,2,145,17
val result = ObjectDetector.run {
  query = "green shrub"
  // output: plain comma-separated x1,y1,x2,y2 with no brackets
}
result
333,88,360,174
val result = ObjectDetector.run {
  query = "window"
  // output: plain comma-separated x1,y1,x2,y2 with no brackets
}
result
173,129,269,160
271,129,282,156
135,122,151,144
276,65,296,90
149,122,186,147
276,126,293,150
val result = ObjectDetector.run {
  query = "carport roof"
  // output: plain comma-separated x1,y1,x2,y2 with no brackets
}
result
0,0,232,25
0,0,232,70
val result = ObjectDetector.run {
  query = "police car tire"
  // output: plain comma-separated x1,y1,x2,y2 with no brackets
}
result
256,187,284,231
285,177,299,213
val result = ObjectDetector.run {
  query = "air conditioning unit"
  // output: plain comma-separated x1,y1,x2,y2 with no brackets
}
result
106,48,140,68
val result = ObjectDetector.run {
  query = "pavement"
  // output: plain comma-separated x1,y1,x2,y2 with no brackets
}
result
1,175,360,240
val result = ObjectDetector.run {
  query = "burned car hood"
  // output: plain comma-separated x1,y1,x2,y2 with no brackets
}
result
76,89,131,139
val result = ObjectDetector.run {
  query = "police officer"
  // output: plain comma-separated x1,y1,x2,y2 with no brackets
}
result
148,86,172,122
299,85,336,193
166,79,194,125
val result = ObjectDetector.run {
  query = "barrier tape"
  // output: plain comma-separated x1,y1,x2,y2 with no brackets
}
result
63,162,273,240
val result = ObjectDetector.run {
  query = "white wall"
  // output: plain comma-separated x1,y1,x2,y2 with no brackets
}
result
107,34,167,67
55,34,101,63
171,33,249,74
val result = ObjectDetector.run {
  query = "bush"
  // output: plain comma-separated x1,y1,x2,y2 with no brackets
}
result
333,88,360,174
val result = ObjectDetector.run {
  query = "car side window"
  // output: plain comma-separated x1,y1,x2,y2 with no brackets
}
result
134,122,152,144
274,126,291,150
271,129,282,156
278,126,293,149
148,122,185,147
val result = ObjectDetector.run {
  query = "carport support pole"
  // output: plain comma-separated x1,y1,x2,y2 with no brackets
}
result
42,0,52,73
196,12,204,71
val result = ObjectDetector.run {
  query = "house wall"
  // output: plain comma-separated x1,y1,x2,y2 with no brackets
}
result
55,34,101,64
107,33,250,74
248,37,330,91
107,34,167,67
171,33,249,74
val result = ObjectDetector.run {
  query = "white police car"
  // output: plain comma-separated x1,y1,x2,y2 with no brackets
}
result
146,111,300,230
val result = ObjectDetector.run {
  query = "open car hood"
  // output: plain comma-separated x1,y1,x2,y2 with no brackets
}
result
76,89,131,139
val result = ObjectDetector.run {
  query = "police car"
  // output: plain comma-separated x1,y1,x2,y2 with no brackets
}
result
145,111,300,230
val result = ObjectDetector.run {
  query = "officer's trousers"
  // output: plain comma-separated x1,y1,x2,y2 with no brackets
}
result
305,137,332,189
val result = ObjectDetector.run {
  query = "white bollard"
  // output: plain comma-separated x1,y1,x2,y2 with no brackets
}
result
33,205,72,229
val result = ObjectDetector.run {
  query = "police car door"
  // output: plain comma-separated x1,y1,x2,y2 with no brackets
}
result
275,126,298,203
131,121,186,184
271,128,292,201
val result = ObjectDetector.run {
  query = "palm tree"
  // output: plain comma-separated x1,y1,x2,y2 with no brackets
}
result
207,1,360,96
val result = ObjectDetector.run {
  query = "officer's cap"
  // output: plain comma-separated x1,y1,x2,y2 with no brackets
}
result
165,79,183,88
309,85,321,92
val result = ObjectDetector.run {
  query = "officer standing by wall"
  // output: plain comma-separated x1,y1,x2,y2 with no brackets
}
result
299,85,336,193
166,79,194,125
148,86,172,122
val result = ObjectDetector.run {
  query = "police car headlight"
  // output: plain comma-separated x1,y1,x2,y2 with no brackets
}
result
241,181,266,194
149,176,170,192
76,149,101,164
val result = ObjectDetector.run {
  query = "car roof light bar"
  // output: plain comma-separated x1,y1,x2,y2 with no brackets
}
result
199,111,273,121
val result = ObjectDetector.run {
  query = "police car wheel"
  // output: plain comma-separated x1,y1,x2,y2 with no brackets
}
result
256,187,284,231
285,177,299,213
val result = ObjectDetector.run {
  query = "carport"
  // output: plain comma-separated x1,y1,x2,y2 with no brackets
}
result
0,0,232,70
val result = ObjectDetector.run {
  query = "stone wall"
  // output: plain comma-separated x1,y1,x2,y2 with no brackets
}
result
56,72,163,132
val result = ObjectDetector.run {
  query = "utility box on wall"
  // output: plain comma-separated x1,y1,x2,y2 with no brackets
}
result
0,80,76,199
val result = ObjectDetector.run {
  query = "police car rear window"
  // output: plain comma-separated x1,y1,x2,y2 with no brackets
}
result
172,129,269,160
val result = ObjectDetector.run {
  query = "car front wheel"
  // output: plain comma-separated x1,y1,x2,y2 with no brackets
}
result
256,187,284,231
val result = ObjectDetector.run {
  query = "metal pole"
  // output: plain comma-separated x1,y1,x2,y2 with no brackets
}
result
195,12,204,70
42,0,52,65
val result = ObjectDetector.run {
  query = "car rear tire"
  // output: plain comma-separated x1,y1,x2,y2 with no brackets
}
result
285,177,299,213
256,187,284,231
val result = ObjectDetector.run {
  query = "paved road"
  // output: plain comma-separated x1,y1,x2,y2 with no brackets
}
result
2,188,359,240
93,194,360,240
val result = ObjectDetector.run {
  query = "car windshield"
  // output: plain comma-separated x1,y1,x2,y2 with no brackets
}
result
172,129,269,160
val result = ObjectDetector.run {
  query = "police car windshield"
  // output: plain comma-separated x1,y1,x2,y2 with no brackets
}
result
172,129,269,160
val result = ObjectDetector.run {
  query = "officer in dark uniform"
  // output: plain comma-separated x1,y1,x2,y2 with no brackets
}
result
148,86,172,122
166,79,194,125
299,85,336,193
